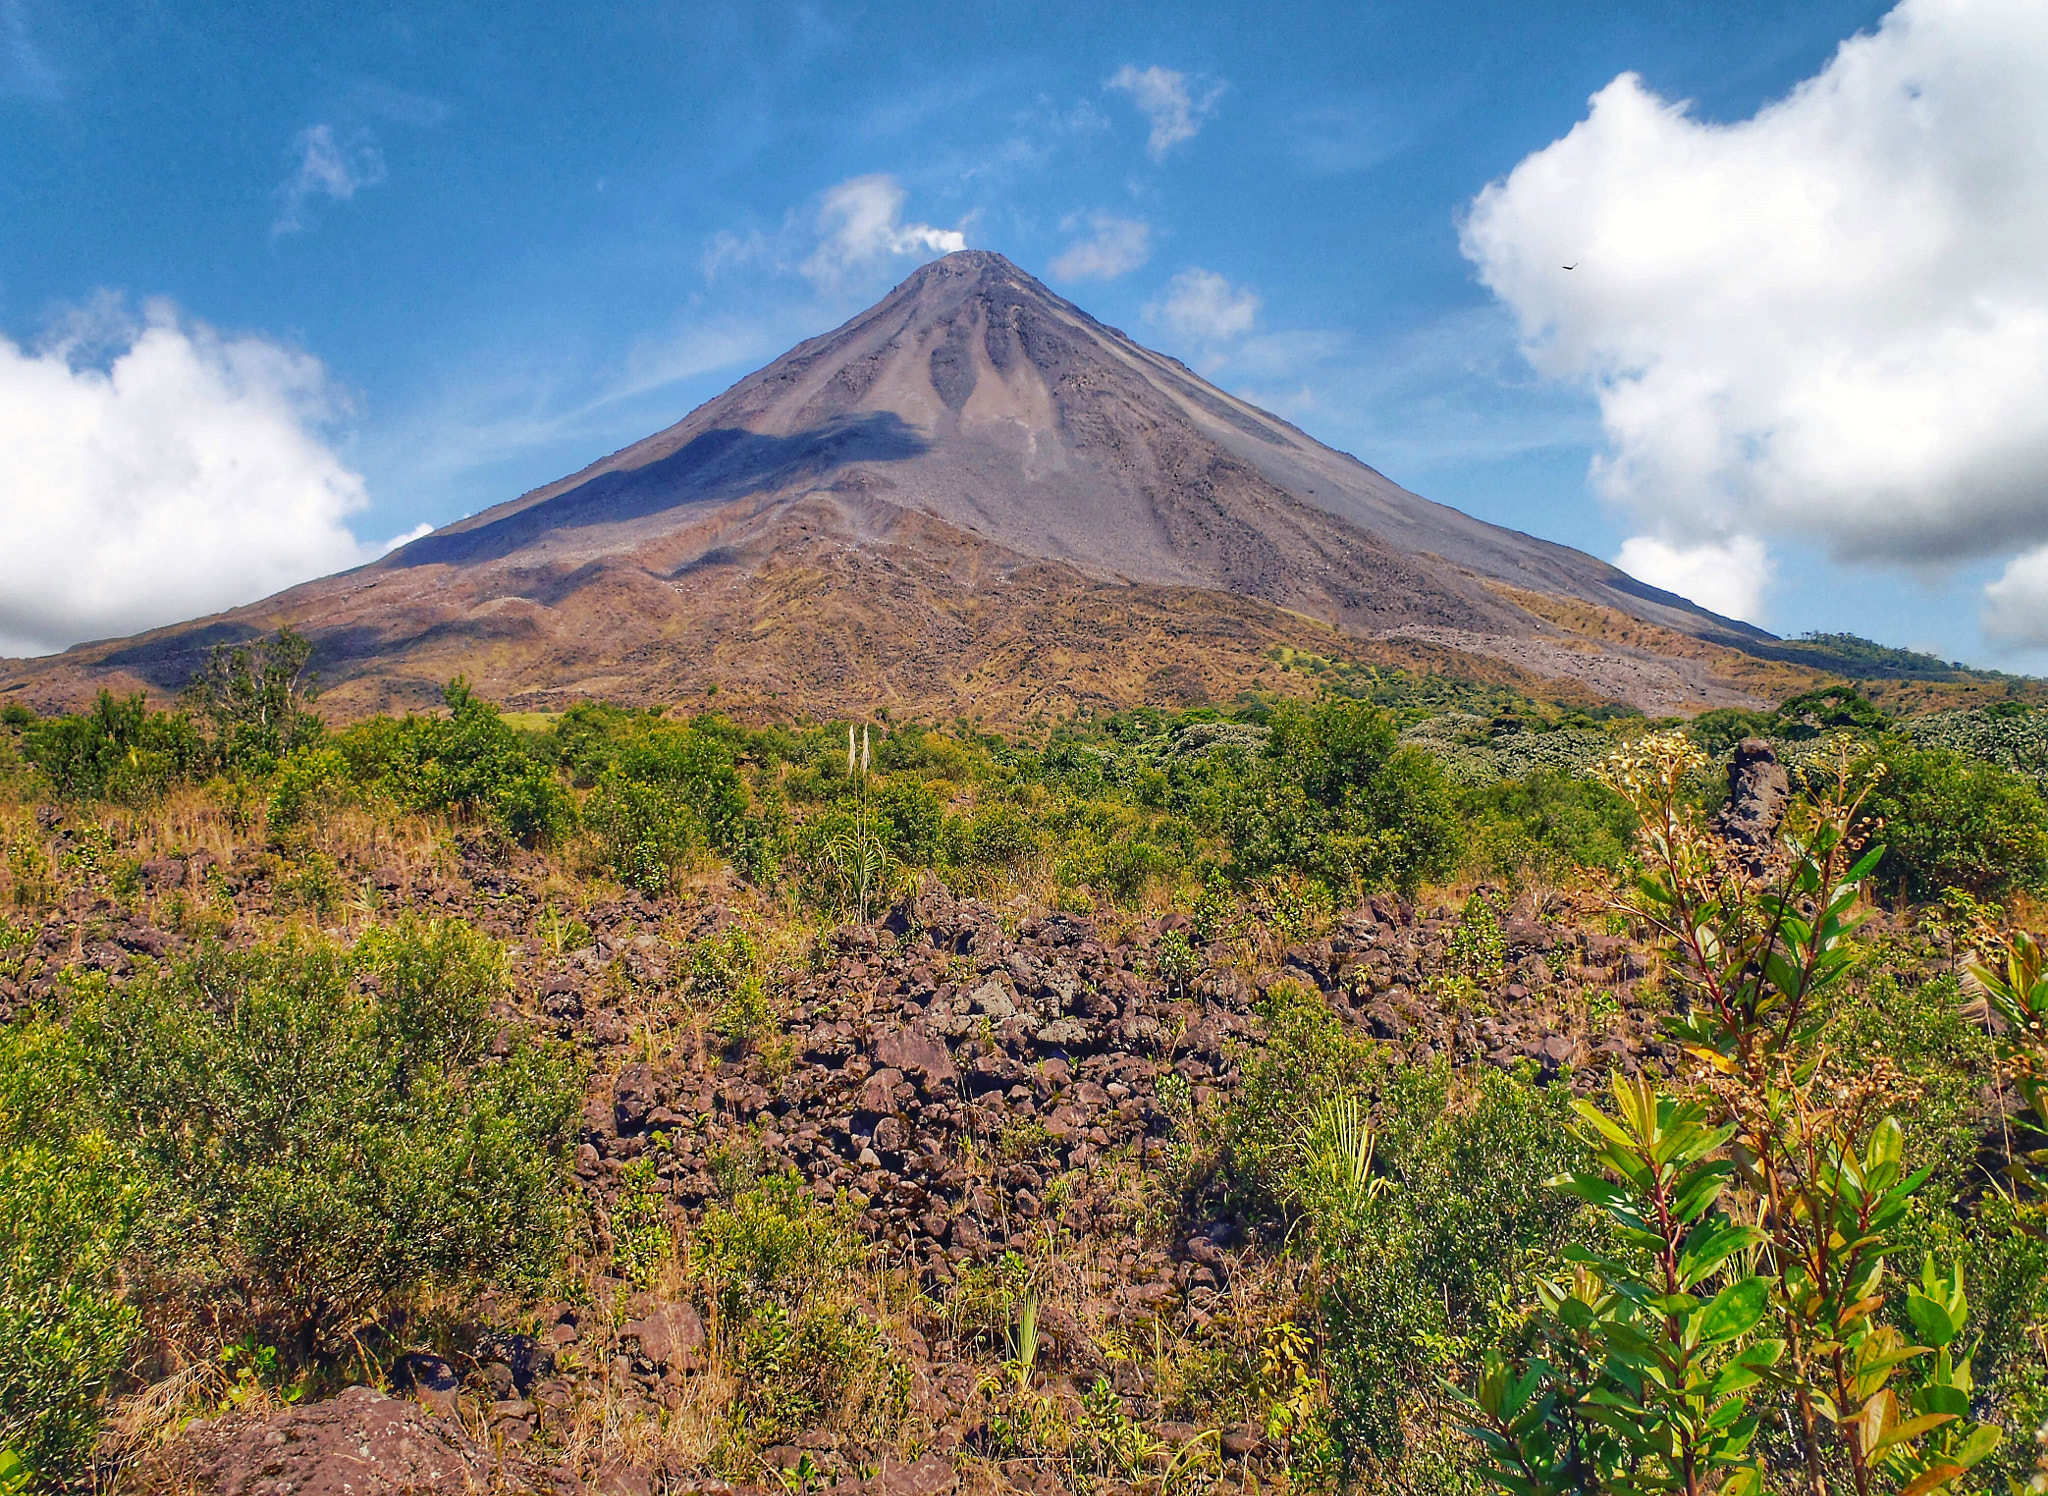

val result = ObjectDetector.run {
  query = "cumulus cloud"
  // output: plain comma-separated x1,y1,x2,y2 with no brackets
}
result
274,123,387,235
801,174,966,287
1614,535,1775,625
1146,268,1261,345
1460,0,2048,627
0,300,393,658
1050,214,1152,281
1107,65,1224,159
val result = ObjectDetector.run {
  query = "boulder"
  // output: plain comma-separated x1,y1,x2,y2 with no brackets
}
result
626,1301,707,1369
136,1385,534,1496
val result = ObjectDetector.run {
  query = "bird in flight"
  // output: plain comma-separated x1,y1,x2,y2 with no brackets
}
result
1562,263,1578,270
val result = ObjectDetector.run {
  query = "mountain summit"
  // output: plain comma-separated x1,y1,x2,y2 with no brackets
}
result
4,251,1786,720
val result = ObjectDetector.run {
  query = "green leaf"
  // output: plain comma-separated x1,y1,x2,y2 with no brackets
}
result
1905,1294,1960,1349
1953,1423,2003,1468
1697,1277,1768,1345
1678,1222,1763,1288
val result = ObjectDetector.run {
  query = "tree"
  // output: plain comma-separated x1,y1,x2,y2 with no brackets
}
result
182,626,323,773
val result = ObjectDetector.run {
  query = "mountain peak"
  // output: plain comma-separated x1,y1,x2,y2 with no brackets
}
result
2,250,1774,721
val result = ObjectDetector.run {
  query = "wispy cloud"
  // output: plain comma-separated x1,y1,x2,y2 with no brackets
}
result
1050,214,1152,281
273,124,387,236
705,174,967,291
346,79,452,128
1146,267,1260,344
0,0,59,100
1106,65,1225,160
1286,103,1402,175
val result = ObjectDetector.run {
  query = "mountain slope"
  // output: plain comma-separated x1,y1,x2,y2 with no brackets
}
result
3,251,1797,722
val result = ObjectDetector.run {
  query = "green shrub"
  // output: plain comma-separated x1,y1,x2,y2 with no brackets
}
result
1446,892,1505,981
353,915,506,1069
1225,981,1382,1217
691,928,774,1049
610,1158,674,1290
869,778,943,866
0,1024,140,1484
1858,745,2048,898
70,925,581,1356
1460,768,1637,880
1228,699,1461,896
1686,707,1780,755
340,680,574,847
943,804,1041,889
694,1170,861,1322
22,692,202,804
589,774,698,894
695,1173,899,1447
266,745,352,831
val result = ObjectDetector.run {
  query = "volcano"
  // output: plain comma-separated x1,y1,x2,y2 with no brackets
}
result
2,251,1791,722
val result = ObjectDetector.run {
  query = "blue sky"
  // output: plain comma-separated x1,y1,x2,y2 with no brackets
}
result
5,0,2046,670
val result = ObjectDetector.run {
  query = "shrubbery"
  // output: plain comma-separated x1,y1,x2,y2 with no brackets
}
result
0,1024,140,1483
1228,699,1462,896
21,693,201,805
69,919,581,1357
1222,982,1585,1482
1858,744,2048,897
692,1171,899,1449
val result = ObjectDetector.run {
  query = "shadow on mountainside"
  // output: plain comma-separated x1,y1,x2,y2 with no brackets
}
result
388,412,932,569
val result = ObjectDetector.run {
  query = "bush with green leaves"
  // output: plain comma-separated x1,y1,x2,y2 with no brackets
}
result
1463,769,1638,881
1902,703,2048,793
941,803,1041,891
21,692,202,805
1228,698,1462,896
589,773,700,893
1225,982,1586,1484
692,1172,897,1446
691,926,774,1049
1466,731,2007,1496
1855,744,2048,898
0,1023,141,1486
69,918,581,1357
337,679,574,847
610,1158,675,1290
266,745,353,831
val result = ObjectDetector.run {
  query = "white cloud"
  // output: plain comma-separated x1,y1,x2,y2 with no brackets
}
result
0,300,391,658
1146,268,1261,345
274,123,387,236
1983,547,2048,645
800,174,966,287
1614,535,1775,625
1050,214,1152,281
1460,0,2048,626
1107,65,1224,160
